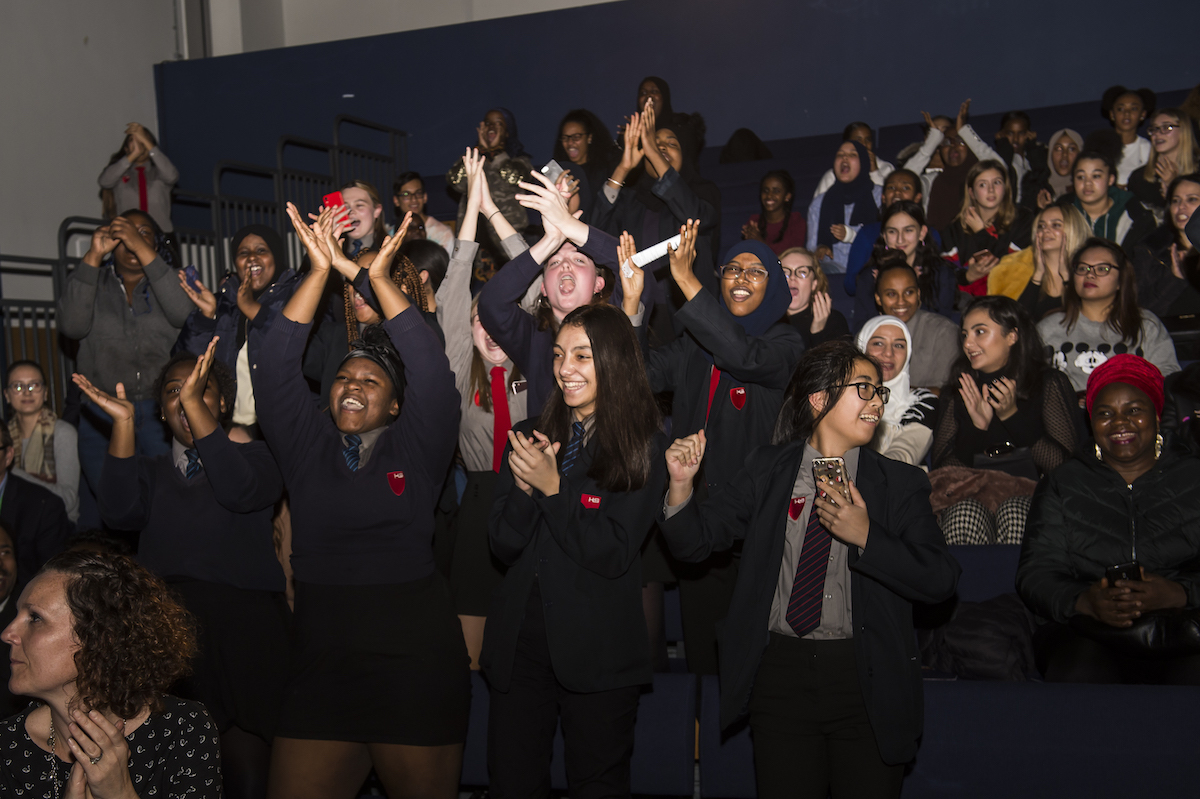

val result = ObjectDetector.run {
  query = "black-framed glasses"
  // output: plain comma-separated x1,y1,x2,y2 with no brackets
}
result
396,190,425,199
781,267,813,280
1074,262,1119,276
1147,124,1179,136
7,381,43,393
720,264,769,282
837,382,890,404
559,133,587,144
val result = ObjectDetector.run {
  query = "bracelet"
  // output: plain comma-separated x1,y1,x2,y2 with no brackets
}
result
607,177,624,188
487,210,502,221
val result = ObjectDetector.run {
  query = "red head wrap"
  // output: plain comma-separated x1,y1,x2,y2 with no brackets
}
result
1085,354,1164,417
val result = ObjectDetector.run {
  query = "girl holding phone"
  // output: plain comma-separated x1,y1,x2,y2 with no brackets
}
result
660,340,959,798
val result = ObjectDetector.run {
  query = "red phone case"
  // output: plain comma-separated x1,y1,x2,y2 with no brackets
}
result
323,191,345,208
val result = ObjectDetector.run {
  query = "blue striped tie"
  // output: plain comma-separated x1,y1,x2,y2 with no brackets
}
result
184,449,202,479
349,238,363,258
785,503,833,637
559,422,586,476
343,434,362,471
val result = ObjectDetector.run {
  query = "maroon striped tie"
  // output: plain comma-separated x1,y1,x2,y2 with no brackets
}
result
785,503,832,636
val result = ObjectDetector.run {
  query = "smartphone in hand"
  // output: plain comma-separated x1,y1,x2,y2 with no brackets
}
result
323,191,345,208
182,265,203,293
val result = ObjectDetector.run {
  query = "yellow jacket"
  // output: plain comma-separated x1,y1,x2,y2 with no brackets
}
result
987,247,1035,300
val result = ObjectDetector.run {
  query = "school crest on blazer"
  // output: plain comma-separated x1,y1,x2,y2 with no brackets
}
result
387,471,406,496
581,493,602,509
730,386,747,410
788,496,805,520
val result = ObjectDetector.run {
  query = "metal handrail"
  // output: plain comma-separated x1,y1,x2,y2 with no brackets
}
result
56,216,107,296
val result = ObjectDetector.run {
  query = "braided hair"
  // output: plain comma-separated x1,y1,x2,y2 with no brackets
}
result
342,250,428,351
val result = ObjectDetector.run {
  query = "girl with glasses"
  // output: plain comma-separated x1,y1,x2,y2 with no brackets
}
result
1037,238,1180,393
3,361,80,522
932,296,1079,545
660,339,958,798
1128,109,1200,212
552,108,617,222
393,171,455,256
780,247,849,347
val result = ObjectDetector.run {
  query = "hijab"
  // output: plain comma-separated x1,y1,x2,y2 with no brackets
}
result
230,224,288,299
816,141,879,247
715,240,791,341
855,315,917,428
1046,129,1084,200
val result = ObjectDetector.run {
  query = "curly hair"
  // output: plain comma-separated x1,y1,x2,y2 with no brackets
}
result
152,351,236,425
43,550,196,718
342,250,427,351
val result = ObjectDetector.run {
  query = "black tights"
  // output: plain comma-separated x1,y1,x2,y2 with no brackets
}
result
221,725,271,799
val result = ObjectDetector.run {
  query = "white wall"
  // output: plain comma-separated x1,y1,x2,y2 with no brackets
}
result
280,0,621,48
0,0,176,299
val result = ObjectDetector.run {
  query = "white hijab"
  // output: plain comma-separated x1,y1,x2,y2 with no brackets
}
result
856,315,917,428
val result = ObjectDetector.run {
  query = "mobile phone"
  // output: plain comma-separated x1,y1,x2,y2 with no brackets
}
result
540,160,565,184
182,265,203,293
1105,562,1142,584
323,191,345,208
812,457,851,504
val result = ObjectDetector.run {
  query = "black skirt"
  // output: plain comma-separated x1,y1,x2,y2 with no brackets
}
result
450,470,508,615
168,579,291,740
276,573,471,744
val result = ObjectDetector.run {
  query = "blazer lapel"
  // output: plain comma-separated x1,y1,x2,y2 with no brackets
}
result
849,449,887,569
761,442,806,601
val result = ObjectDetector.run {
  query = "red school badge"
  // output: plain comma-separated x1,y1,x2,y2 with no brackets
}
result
788,497,806,521
387,471,406,496
581,493,602,509
730,387,747,410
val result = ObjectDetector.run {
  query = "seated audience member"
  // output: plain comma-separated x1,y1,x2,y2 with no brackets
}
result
1127,109,1200,212
807,140,882,272
872,262,960,391
1134,174,1200,318
76,344,287,799
989,204,1091,321
931,296,1078,544
743,170,807,255
4,361,79,522
1069,151,1156,251
59,211,189,529
659,340,959,798
942,160,1033,297
782,247,849,347
1037,238,1180,393
0,549,221,797
393,171,455,255
1021,129,1084,212
0,522,21,717
595,106,721,317
857,315,939,465
97,122,178,232
993,110,1043,205
1101,85,1156,186
855,202,957,328
0,418,72,585
1018,355,1200,685
844,168,938,293
447,109,534,278
812,122,896,195
904,101,1005,231
176,224,300,439
552,108,618,221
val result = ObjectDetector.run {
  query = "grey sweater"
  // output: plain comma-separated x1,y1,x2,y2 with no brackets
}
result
58,258,194,400
1037,309,1181,392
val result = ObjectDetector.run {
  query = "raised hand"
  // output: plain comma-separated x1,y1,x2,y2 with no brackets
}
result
372,216,411,281
108,216,156,265
180,337,218,408
617,231,643,317
1036,188,1053,210
958,373,993,431
286,202,333,273
516,170,585,243
177,270,218,318
73,374,135,424
921,110,936,132
810,291,832,333
955,99,972,132
613,111,644,183
668,219,700,284
83,225,120,267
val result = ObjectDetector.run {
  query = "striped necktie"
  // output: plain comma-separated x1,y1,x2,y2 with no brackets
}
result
184,449,202,479
559,422,586,476
785,503,833,637
343,434,362,471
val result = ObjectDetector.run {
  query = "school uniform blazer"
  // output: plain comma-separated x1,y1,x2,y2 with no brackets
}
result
0,475,72,586
482,419,669,694
659,442,960,765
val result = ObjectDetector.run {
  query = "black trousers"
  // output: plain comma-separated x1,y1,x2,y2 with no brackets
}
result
749,634,903,799
488,584,641,799
1034,622,1200,685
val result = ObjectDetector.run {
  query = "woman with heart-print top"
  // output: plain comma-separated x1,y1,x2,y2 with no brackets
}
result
254,204,467,799
659,340,958,798
483,302,667,799
634,224,805,675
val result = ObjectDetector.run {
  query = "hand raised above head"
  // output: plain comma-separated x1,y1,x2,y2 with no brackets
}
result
73,374,135,424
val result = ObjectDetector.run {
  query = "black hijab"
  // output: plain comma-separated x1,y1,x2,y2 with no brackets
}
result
816,141,878,247
230,224,288,299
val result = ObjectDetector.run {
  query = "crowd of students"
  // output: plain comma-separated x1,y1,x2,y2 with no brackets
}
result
1,77,1199,798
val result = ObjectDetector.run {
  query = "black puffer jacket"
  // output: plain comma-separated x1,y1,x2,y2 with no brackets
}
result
1017,445,1200,623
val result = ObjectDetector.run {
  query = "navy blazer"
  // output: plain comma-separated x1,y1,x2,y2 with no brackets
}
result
659,442,959,765
0,475,72,585
483,418,668,694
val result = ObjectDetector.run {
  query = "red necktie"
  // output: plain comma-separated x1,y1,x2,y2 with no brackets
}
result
490,366,511,473
136,166,148,212
705,366,722,424
785,503,833,637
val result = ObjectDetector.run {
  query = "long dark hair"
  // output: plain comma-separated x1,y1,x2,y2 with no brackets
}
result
772,341,878,445
536,304,661,491
1060,237,1143,344
755,169,796,244
552,108,616,168
868,200,944,310
951,295,1046,400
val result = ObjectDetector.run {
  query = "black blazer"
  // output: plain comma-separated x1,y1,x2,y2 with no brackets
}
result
659,443,960,765
0,474,72,585
482,419,668,694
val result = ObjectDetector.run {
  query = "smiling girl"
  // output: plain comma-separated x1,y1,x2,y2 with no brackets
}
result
856,315,938,465
1135,174,1200,318
1128,109,1200,211
988,204,1091,320
941,160,1032,297
744,170,807,255
855,200,957,327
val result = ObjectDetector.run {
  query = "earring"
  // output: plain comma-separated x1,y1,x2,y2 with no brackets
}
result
1095,443,1103,461
1155,433,1163,459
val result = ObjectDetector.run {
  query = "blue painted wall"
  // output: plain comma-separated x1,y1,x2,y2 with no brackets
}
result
156,0,1197,211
